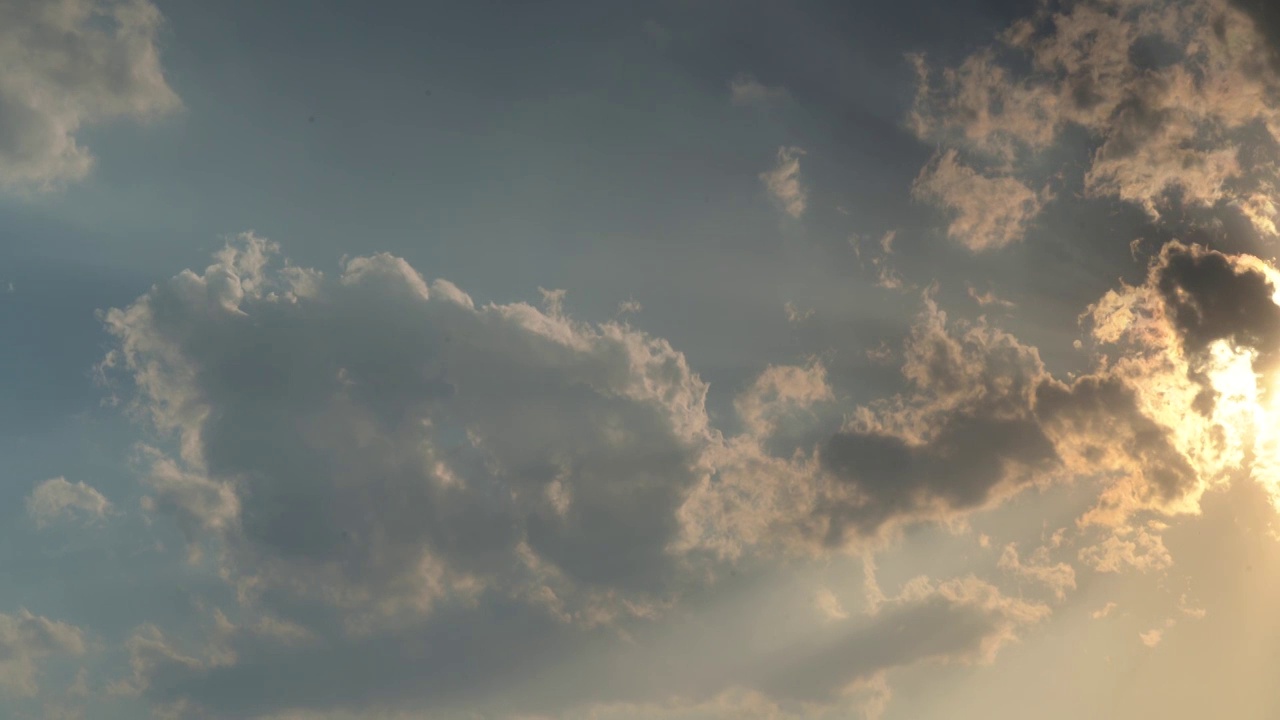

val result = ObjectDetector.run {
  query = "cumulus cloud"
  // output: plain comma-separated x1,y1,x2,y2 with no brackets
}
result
683,297,1061,558
0,610,85,698
101,234,713,630
815,298,1058,544
909,0,1280,240
686,237,1280,560
98,235,731,715
0,0,180,190
100,231,1280,717
760,146,807,218
26,477,111,528
98,237,1072,718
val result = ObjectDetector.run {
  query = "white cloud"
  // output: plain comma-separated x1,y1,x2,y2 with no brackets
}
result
760,146,807,218
0,0,180,191
1091,602,1118,620
25,477,112,528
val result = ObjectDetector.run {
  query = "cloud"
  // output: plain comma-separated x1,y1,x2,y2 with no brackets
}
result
0,609,85,698
681,296,1063,557
909,0,1280,239
26,477,112,528
687,238,1280,559
100,232,1280,717
1231,0,1280,72
99,237,1064,718
756,575,1048,703
1139,628,1164,648
102,234,716,619
997,543,1076,600
760,146,807,219
99,234,725,715
1076,241,1280,516
0,0,180,191
1078,524,1173,574
1091,602,1118,620
730,74,789,106
851,232,906,290
783,301,814,326
911,150,1044,251
816,297,1058,543
968,285,1016,310
814,588,849,621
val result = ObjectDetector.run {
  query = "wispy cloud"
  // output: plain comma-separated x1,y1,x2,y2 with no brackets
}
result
26,477,111,528
760,146,807,218
729,74,789,106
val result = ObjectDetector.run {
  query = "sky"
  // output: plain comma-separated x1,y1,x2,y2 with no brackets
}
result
8,0,1280,717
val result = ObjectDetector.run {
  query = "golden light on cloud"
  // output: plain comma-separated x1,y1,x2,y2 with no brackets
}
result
1186,334,1280,513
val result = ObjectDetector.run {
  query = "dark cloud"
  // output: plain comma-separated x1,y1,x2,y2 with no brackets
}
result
1036,374,1198,502
134,598,578,718
816,301,1057,543
1230,0,1280,74
100,235,722,714
1154,242,1280,367
821,416,1056,539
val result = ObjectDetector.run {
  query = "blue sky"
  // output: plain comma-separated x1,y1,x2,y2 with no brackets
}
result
7,0,1280,718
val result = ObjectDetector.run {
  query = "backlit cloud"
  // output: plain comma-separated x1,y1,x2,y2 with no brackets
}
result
909,0,1280,240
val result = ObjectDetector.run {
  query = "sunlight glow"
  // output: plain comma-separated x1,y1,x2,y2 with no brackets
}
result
1202,340,1280,512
